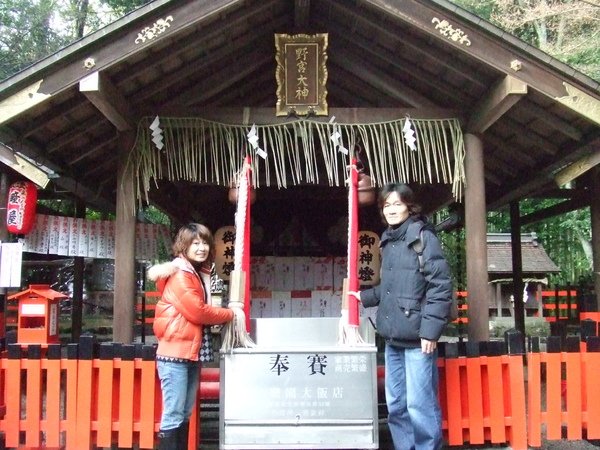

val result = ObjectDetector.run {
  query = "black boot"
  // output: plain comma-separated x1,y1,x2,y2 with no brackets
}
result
177,420,190,450
157,427,178,450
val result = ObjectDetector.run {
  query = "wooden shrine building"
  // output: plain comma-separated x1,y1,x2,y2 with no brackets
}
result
487,232,560,318
0,0,599,343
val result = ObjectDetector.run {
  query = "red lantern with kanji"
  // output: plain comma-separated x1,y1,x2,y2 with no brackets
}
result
6,181,37,235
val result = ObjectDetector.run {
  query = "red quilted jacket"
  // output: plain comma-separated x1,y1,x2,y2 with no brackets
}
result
148,257,234,361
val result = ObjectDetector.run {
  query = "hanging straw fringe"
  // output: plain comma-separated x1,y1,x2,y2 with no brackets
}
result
131,116,465,208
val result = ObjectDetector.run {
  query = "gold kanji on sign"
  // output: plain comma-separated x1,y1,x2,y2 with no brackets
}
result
275,33,328,117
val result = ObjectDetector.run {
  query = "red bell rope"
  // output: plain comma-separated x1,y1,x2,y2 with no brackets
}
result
347,158,359,327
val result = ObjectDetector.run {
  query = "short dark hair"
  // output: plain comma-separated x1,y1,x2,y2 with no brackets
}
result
172,223,215,262
378,183,422,217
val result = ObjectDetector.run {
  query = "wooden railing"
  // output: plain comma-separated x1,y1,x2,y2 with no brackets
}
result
0,333,532,450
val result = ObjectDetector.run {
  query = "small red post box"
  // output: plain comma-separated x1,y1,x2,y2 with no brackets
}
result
8,284,67,344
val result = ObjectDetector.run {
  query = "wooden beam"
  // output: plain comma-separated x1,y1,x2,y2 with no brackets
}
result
170,49,274,106
317,0,488,90
0,0,244,122
131,16,288,106
47,116,105,154
294,0,310,28
80,71,134,131
0,126,115,212
467,75,527,133
488,134,600,210
327,51,438,108
513,101,582,142
363,0,600,124
521,194,590,225
324,36,469,106
554,148,600,186
150,107,462,124
484,134,536,167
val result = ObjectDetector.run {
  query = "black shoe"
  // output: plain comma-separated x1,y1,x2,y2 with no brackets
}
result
177,420,190,450
157,427,178,450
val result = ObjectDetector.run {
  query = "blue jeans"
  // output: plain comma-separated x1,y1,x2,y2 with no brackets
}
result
157,359,200,431
384,344,442,450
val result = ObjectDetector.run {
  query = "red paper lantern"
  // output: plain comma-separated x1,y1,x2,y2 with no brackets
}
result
6,181,37,234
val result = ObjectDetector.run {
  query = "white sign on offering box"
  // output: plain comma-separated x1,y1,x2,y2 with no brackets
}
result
311,290,333,317
271,291,291,318
48,215,60,254
0,242,22,288
106,221,115,258
57,216,70,256
250,290,273,318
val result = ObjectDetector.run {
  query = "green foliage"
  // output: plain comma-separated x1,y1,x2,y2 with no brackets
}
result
449,0,600,82
437,198,592,290
0,0,69,80
100,0,150,16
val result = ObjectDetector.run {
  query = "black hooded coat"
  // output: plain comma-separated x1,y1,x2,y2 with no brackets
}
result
360,215,453,347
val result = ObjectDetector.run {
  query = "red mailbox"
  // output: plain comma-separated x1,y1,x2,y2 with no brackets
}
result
8,284,67,344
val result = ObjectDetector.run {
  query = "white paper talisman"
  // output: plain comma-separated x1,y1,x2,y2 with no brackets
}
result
68,217,79,256
97,220,108,258
34,214,50,254
106,221,115,259
333,256,347,292
274,257,295,291
313,256,334,290
57,216,70,256
77,218,89,257
311,290,333,317
291,290,312,318
48,215,61,255
250,290,273,318
87,220,98,258
272,290,291,318
293,257,314,290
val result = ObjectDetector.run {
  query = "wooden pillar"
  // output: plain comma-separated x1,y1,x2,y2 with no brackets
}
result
113,131,136,343
71,198,85,341
464,133,489,341
495,282,502,317
510,201,525,336
591,167,600,310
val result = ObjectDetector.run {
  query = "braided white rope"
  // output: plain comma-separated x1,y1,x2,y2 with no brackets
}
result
221,163,255,351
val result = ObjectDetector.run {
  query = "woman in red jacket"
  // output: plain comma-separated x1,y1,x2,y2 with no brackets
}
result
148,223,234,450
